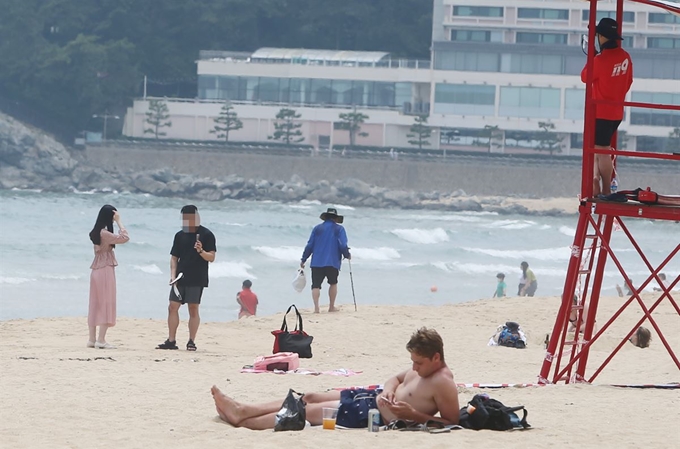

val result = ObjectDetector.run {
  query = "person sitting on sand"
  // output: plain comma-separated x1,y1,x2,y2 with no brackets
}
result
629,326,651,348
568,295,598,334
211,327,460,429
237,279,258,319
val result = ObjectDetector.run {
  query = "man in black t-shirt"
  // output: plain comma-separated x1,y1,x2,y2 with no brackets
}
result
157,205,216,351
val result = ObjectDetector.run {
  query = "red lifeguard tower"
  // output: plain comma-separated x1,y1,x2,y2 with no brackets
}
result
539,0,680,385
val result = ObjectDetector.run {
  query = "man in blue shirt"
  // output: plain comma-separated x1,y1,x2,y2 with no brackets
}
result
300,208,351,313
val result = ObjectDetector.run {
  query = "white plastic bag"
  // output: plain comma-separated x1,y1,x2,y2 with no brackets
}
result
292,269,306,293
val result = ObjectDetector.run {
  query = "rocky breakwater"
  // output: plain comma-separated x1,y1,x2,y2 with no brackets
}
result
70,167,571,216
0,112,570,215
0,112,77,191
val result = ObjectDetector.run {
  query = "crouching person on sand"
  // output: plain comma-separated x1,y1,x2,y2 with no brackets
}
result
211,327,460,429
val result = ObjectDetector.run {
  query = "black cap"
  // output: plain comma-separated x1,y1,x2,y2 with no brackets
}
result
596,18,623,41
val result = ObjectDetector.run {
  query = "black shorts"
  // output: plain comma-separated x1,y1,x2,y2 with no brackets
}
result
311,266,339,289
594,119,622,147
169,285,204,305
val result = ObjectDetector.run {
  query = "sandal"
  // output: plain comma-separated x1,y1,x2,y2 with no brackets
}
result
186,339,197,351
156,339,178,350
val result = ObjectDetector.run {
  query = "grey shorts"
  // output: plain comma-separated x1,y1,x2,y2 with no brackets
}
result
169,285,204,305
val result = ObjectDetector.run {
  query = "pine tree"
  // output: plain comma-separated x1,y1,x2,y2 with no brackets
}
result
337,107,369,147
665,127,680,153
536,121,563,156
407,115,432,149
143,99,172,139
210,102,243,142
269,108,304,145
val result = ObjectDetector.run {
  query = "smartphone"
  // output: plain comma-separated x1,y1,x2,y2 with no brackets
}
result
196,233,200,242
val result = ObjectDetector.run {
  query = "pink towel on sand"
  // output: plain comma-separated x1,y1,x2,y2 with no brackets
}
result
240,368,362,376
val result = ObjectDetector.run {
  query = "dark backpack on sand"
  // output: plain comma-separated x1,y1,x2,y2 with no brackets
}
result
498,322,526,349
459,394,530,431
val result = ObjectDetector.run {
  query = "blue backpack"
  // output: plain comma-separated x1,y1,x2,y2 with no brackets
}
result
498,322,526,349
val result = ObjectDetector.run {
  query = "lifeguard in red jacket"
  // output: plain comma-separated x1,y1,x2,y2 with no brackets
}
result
581,18,633,196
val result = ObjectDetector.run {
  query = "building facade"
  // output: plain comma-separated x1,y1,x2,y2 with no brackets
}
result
122,0,680,154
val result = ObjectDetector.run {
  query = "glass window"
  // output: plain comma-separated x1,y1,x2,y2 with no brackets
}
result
198,75,217,99
216,76,238,100
289,78,311,104
372,82,395,107
582,10,635,23
565,88,585,120
240,77,259,101
630,92,680,127
434,84,495,116
332,80,354,105
516,32,567,45
453,6,503,17
648,37,680,49
517,8,568,20
350,81,370,106
649,13,680,24
395,83,412,109
311,79,332,104
278,78,291,103
506,53,563,75
451,30,491,42
256,77,280,102
499,86,560,118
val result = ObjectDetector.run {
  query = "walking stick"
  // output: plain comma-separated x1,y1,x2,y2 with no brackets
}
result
348,259,357,311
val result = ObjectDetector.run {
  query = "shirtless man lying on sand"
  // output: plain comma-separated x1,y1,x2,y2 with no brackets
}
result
211,327,460,430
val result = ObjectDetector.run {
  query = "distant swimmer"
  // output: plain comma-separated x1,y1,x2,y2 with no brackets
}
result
300,208,351,313
157,205,216,351
87,205,129,349
237,279,258,319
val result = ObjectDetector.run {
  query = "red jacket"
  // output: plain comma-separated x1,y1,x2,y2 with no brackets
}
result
581,45,633,121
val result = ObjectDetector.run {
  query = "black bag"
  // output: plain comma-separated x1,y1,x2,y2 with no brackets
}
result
271,304,314,358
459,394,530,431
274,389,307,432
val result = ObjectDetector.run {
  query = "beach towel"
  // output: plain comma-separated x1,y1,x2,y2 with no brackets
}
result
240,367,362,376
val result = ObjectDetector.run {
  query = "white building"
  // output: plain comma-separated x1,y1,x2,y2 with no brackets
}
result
122,0,680,154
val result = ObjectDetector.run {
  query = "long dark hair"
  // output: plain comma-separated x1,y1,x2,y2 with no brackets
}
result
89,205,117,245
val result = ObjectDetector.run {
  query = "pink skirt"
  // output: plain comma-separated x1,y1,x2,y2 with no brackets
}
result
88,266,117,327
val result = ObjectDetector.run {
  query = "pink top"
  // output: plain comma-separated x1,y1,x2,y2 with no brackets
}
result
90,229,130,270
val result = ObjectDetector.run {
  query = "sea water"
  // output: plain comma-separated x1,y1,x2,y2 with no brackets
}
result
0,189,678,321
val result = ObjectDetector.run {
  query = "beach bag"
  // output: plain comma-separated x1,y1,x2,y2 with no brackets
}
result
459,394,530,431
272,305,314,358
497,322,526,349
292,269,306,293
253,352,300,371
274,389,307,432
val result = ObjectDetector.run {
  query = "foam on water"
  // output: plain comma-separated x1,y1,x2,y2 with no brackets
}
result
559,226,576,236
253,246,303,261
332,204,356,211
483,219,536,230
461,246,571,261
352,247,400,261
41,274,81,280
133,264,163,275
210,261,256,279
0,276,35,284
391,228,449,244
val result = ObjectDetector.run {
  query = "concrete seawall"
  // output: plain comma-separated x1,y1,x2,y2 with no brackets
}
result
84,145,679,197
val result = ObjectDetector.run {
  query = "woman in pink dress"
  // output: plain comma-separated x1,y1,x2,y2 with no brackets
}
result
88,205,129,349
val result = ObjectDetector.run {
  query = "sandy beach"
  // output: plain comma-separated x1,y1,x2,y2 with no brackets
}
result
1,294,678,449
